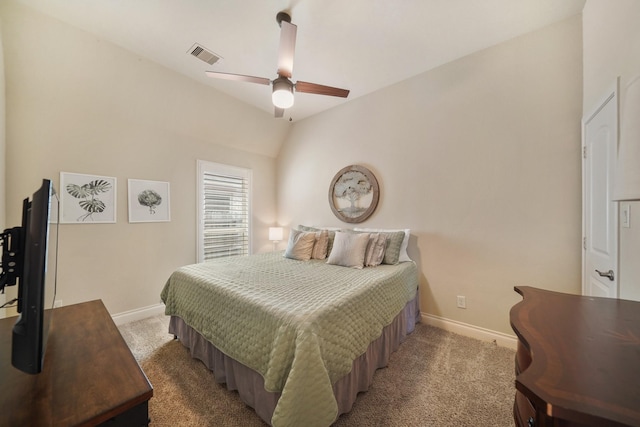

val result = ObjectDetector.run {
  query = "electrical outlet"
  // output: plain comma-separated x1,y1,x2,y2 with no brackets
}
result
54,300,63,308
456,295,466,309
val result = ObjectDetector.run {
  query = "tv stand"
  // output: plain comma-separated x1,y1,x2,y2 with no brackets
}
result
0,300,153,426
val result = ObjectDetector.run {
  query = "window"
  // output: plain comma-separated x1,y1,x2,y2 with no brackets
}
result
197,160,251,262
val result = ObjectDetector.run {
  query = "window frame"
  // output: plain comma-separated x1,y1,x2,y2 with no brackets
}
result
196,160,252,263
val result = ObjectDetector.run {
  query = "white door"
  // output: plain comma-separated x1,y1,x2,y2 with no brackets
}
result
583,84,619,298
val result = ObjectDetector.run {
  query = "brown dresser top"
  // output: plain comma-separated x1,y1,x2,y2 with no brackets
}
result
510,286,640,427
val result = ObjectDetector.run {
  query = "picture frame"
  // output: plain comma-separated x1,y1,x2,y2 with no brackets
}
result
60,172,117,224
128,179,171,223
328,165,379,223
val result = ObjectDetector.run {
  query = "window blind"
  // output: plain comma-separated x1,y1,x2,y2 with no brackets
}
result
201,170,249,261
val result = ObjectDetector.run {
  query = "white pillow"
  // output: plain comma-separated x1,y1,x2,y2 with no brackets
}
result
354,228,412,262
326,231,370,269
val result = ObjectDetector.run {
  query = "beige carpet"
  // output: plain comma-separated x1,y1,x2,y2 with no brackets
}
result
118,315,516,426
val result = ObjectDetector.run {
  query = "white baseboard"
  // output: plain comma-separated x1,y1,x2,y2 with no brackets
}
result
421,312,518,350
110,305,518,349
112,303,166,326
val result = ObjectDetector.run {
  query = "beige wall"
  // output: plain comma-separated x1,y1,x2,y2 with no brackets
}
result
0,20,5,229
0,1,287,315
1,1,590,336
0,23,4,228
0,22,5,315
277,16,584,335
583,0,640,301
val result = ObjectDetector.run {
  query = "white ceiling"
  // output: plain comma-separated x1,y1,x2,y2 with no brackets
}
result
16,0,586,121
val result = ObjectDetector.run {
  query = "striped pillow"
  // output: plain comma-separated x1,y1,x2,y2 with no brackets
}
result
364,233,387,267
311,230,329,260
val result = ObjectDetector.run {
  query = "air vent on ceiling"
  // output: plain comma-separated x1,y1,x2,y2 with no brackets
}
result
188,43,222,65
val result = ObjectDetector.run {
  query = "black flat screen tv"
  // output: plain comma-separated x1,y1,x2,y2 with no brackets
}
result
0,179,59,374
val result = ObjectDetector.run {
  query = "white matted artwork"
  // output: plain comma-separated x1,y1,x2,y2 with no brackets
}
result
60,172,117,224
128,179,170,223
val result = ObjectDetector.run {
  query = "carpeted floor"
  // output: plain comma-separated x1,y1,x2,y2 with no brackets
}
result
118,315,516,426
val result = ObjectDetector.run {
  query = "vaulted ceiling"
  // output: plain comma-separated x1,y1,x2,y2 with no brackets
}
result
16,0,586,121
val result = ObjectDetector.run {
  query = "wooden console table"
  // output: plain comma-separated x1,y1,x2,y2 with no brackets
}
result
0,300,153,426
510,286,640,427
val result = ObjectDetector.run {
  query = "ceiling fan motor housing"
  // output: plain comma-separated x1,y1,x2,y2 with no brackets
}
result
276,11,291,27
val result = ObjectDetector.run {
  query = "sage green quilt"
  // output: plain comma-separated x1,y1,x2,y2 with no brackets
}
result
160,251,418,427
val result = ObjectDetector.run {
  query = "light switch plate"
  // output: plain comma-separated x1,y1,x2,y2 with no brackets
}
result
622,204,630,228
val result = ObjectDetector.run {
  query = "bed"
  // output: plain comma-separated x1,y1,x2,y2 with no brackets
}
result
161,236,419,426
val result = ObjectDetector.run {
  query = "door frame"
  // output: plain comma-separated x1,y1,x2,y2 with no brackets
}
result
581,79,619,297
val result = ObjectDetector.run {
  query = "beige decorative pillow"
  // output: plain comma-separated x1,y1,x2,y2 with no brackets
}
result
364,233,387,267
284,229,316,261
311,230,329,260
354,228,412,262
349,229,405,265
298,225,339,256
326,231,371,269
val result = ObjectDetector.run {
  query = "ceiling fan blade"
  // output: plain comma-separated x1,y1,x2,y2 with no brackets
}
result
274,107,284,118
277,21,297,78
205,71,270,86
295,81,350,98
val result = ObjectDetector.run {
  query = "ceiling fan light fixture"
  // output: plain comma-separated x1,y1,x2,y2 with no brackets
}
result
272,78,294,109
204,12,348,118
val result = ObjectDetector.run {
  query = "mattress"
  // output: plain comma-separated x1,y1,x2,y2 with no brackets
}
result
161,251,419,426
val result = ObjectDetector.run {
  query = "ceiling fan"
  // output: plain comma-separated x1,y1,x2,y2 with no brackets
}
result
205,11,350,118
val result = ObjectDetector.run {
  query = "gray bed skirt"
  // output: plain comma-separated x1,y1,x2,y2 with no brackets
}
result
169,295,420,425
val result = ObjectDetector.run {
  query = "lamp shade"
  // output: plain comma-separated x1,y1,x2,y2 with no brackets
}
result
613,74,640,201
272,78,294,109
269,227,283,242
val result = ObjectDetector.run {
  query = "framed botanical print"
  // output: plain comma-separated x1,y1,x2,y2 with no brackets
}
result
60,172,117,224
128,179,171,223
